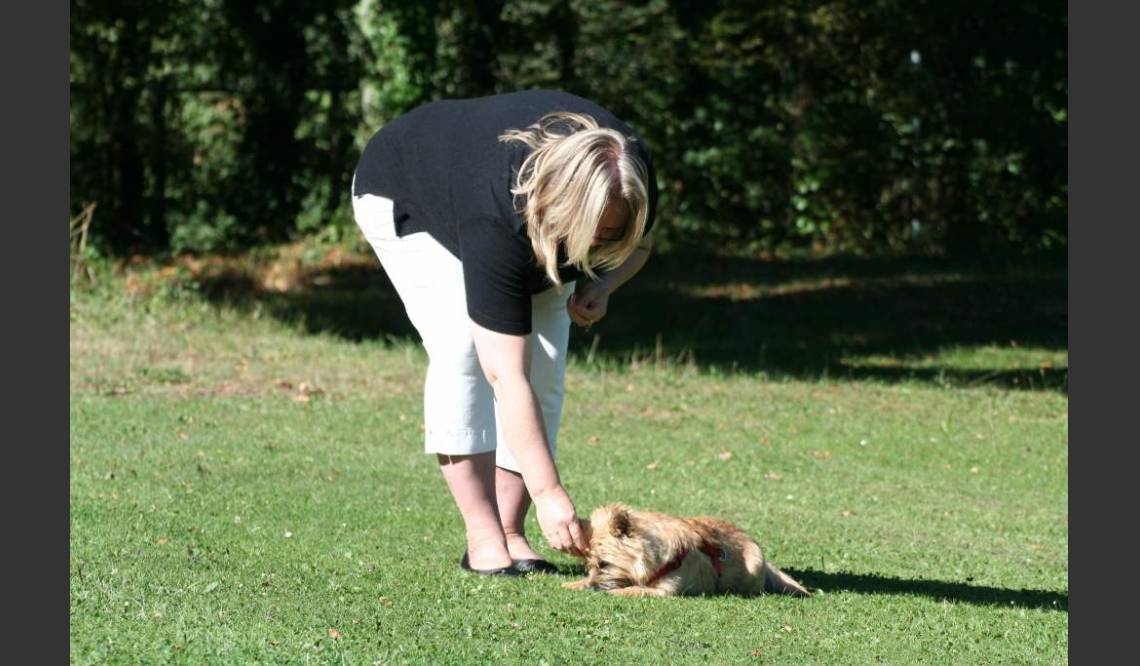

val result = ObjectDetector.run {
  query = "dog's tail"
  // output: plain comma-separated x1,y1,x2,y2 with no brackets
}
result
762,561,812,597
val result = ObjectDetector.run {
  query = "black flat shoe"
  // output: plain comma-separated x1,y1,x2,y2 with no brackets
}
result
460,552,523,577
512,558,560,574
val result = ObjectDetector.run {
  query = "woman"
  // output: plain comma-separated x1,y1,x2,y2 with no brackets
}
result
351,89,657,575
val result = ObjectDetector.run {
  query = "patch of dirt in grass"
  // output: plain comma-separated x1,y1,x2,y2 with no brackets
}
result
71,241,430,399
115,242,378,300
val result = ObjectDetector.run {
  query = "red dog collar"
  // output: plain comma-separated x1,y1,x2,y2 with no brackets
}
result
699,544,726,575
644,544,726,586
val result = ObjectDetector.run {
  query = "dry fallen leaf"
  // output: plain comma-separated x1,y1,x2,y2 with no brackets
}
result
587,435,600,445
177,431,188,441
294,381,325,402
155,536,169,545
840,509,855,517
645,461,659,470
378,596,394,607
970,465,980,474
763,471,783,481
718,451,733,461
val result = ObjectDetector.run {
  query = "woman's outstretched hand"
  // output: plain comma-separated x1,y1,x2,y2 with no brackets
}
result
532,485,589,556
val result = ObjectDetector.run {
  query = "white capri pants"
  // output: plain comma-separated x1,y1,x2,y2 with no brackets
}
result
351,187,572,473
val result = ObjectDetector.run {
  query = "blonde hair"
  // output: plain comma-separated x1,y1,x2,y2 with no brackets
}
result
499,111,650,287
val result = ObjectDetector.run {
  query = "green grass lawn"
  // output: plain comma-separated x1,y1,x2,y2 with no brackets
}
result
70,248,1067,664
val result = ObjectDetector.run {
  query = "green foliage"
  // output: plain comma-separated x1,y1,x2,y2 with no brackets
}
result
70,0,1066,256
351,0,423,131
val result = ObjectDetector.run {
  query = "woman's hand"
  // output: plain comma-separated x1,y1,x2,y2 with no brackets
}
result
532,485,589,556
567,279,610,329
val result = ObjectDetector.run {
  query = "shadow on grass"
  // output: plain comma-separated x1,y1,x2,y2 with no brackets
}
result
551,563,587,577
539,563,1066,611
782,568,1068,611
196,249,1067,392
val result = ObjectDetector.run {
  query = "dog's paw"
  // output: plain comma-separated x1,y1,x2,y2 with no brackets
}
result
609,586,670,598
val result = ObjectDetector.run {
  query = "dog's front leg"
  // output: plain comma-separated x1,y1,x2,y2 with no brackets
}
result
609,586,670,598
561,578,594,591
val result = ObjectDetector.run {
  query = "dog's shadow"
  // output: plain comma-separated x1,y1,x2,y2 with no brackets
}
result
551,564,1067,611
782,568,1068,611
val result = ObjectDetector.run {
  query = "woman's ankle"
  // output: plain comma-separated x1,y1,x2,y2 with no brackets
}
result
503,532,543,561
465,533,512,569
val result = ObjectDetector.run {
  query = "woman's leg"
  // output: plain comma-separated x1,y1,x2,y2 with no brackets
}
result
495,467,539,561
438,453,512,569
495,283,574,560
353,190,511,570
417,303,510,569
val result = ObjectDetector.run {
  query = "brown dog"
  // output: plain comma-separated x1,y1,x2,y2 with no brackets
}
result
562,504,811,598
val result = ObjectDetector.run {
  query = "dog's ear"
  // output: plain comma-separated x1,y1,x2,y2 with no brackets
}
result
609,508,632,538
590,503,633,538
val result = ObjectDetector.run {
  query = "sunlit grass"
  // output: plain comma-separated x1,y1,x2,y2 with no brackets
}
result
70,252,1067,664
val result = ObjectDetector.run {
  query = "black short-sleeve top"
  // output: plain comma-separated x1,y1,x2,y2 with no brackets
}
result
352,89,658,335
